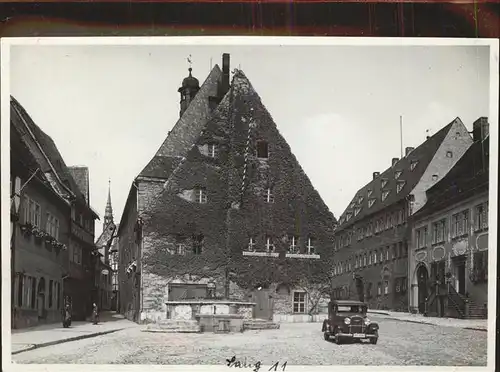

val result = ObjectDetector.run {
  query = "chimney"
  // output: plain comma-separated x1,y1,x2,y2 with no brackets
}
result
392,158,399,166
222,53,230,97
373,172,380,180
405,147,415,156
472,117,489,142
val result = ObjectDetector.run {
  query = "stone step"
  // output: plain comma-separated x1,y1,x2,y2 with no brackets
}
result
243,320,280,330
144,320,201,333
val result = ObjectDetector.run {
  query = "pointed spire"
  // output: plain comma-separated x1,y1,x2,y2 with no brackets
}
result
104,178,113,227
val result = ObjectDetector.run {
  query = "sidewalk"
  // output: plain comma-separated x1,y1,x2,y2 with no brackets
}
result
368,310,488,331
10,312,139,355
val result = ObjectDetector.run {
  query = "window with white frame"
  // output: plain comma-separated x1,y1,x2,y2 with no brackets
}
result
207,144,217,158
381,179,388,188
24,196,41,227
176,241,186,255
410,161,419,171
452,210,469,238
475,203,488,231
432,219,446,244
395,171,402,179
386,248,389,261
373,251,377,264
416,227,427,249
307,237,315,254
368,252,372,265
354,207,361,216
354,256,359,269
46,212,60,240
377,282,382,296
363,254,367,267
264,188,274,203
379,250,383,262
288,236,299,253
293,292,306,313
248,237,256,252
358,196,364,204
383,280,389,294
194,187,207,203
265,236,275,252
368,199,375,208
367,189,373,198
397,209,404,224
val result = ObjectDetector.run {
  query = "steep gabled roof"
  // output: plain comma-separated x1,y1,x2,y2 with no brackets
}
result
139,65,223,180
414,135,489,218
335,118,458,231
68,166,90,204
10,96,99,218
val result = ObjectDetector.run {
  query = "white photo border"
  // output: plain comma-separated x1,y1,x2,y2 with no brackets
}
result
1,36,498,372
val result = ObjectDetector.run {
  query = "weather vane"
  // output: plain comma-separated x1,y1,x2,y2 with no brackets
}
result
187,54,192,68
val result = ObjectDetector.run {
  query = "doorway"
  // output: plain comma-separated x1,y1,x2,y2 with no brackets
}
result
416,265,428,314
252,287,273,320
453,256,466,295
37,277,46,319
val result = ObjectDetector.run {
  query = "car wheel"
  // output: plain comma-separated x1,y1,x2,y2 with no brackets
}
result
324,332,330,341
334,329,342,345
370,331,378,345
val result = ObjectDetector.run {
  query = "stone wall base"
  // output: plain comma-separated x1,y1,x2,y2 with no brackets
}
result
273,313,328,323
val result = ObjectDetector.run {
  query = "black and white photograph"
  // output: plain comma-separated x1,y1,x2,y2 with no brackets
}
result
1,37,498,371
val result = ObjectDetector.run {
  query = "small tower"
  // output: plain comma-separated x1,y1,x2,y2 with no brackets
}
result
178,66,200,118
104,179,114,230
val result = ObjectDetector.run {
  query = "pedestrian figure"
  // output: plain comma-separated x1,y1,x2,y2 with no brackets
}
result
62,303,72,328
92,303,99,325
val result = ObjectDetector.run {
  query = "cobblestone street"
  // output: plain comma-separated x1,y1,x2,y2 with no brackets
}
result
12,315,487,366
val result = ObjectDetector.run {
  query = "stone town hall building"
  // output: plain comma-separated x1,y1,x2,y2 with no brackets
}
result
118,54,337,323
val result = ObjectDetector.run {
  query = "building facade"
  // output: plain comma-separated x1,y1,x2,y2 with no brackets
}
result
118,54,337,324
329,117,474,311
409,118,489,318
10,97,99,327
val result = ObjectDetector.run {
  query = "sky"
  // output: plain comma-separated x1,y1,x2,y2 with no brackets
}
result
10,43,491,238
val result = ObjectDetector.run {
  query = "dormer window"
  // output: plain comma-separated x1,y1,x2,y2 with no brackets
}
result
256,141,269,159
349,202,356,209
195,187,207,203
381,179,388,189
446,151,453,158
395,171,402,180
368,199,376,208
432,174,439,181
346,213,352,222
354,207,361,216
358,196,364,204
367,189,373,198
382,190,390,201
248,237,256,252
396,181,406,193
207,144,217,158
410,161,419,171
265,188,274,203
265,236,275,252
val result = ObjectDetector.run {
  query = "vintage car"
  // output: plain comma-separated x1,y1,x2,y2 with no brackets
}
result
321,300,379,345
